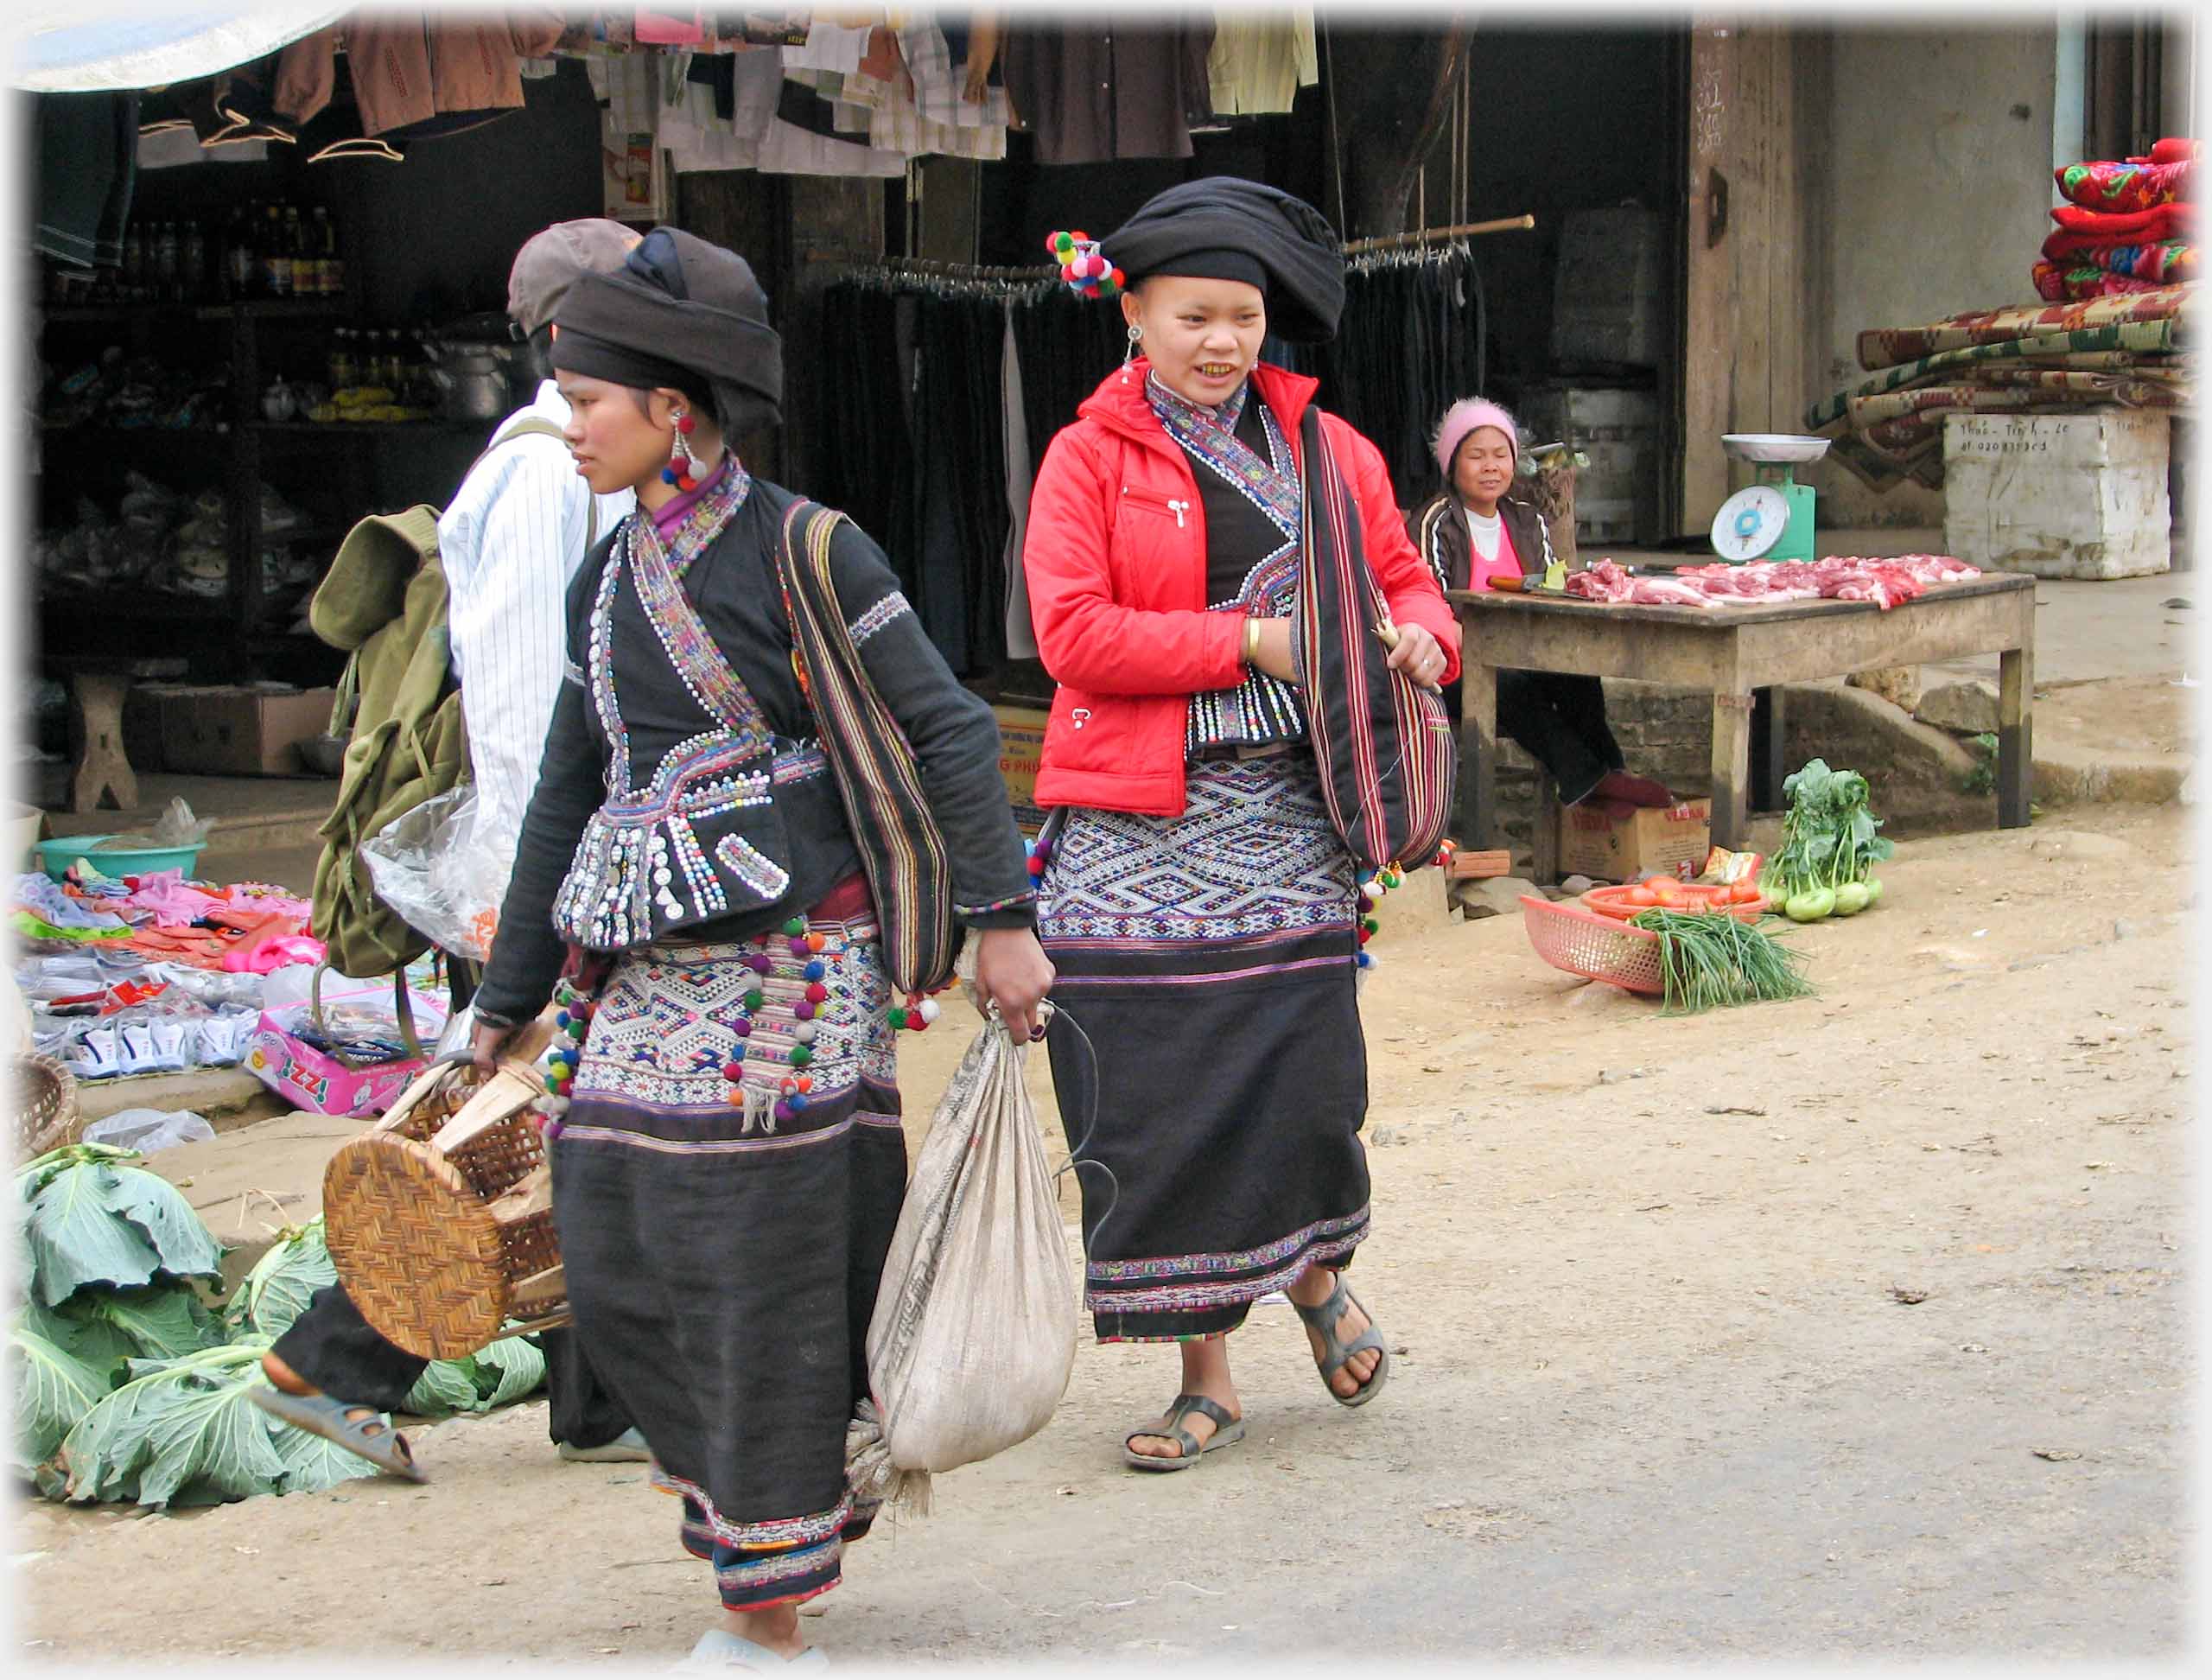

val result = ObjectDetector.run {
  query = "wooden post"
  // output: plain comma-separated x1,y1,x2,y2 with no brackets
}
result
1531,771,1560,885
1998,640,2035,829
1459,657,1499,851
1709,681,1756,850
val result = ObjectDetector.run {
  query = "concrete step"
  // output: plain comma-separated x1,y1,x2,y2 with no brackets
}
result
33,768,334,853
139,1106,370,1295
73,1064,292,1134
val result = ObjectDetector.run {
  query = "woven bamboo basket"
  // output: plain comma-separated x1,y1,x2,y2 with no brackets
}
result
11,1053,82,1164
322,1019,569,1360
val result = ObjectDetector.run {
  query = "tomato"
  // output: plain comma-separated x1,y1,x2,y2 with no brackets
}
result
1649,884,1684,907
1729,881,1764,905
1625,886,1659,907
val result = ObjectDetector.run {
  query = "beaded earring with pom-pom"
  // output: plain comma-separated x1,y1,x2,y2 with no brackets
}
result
663,408,713,492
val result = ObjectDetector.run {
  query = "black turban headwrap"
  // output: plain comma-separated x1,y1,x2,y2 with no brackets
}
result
1103,179,1346,344
551,226,783,436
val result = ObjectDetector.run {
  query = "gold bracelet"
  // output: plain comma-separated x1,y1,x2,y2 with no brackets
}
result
1243,616,1262,665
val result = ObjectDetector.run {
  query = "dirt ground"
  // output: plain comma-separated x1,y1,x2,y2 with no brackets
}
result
11,801,2195,1666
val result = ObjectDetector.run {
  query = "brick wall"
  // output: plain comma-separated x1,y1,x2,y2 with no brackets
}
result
1483,680,1715,854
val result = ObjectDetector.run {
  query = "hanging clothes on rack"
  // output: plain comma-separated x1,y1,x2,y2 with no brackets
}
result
1207,7,1319,116
813,264,1050,678
999,16,1216,164
1311,240,1489,509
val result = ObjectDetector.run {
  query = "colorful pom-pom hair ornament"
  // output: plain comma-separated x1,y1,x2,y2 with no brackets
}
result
1046,229,1124,299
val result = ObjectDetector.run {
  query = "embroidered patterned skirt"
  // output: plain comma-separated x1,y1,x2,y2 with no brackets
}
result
1039,753,1370,1342
552,911,903,1612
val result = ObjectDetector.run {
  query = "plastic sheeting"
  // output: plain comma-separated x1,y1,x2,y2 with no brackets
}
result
13,5,347,93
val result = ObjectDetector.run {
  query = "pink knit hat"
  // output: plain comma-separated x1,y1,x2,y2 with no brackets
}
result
1433,398,1520,480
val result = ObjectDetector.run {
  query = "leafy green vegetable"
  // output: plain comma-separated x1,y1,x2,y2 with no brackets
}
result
22,1295,135,1377
8,1320,111,1470
1961,732,1999,796
404,1358,482,1417
1763,758,1895,906
1785,888,1835,922
474,1334,548,1409
16,1145,225,1307
403,1333,549,1416
224,1219,337,1341
1631,909,1815,1014
56,1339,376,1508
68,1283,221,1362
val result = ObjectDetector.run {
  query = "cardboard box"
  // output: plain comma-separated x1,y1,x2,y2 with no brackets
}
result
993,704,1050,836
1556,798,1712,883
161,685,337,777
122,683,185,773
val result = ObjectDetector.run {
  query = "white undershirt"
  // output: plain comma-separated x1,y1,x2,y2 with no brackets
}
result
1462,503,1505,563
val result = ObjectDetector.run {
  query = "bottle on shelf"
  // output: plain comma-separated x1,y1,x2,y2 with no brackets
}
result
312,206,341,296
404,325,431,404
283,205,310,296
155,222,181,302
225,207,254,301
183,220,207,303
329,328,356,391
121,223,144,300
262,203,290,299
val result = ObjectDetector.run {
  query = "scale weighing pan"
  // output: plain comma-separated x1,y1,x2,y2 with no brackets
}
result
1721,433,1832,465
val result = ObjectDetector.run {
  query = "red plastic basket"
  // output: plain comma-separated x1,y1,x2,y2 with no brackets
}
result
1519,895,1665,995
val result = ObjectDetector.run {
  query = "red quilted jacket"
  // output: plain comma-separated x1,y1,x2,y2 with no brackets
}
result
1021,360,1462,817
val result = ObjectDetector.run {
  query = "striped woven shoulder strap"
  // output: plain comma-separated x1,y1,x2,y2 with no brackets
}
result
774,500,957,997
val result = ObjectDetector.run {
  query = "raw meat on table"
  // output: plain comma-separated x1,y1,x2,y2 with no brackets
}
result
1554,554,1986,612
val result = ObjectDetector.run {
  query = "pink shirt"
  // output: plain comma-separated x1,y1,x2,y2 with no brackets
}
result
1465,513,1522,591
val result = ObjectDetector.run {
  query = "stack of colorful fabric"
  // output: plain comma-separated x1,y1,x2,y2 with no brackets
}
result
2034,138,2197,302
1805,286,2194,491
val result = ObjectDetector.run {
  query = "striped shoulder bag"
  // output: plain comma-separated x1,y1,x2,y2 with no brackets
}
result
774,500,960,997
1294,409,1458,874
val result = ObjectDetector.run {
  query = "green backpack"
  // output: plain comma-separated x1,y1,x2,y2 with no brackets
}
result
308,418,589,977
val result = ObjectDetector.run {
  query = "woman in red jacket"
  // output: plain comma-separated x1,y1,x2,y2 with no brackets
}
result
1022,180,1460,1472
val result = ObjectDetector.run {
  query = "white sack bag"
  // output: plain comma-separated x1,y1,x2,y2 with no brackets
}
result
863,1009,1077,1481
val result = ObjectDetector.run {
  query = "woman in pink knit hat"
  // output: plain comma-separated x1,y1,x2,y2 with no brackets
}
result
1408,398,1671,811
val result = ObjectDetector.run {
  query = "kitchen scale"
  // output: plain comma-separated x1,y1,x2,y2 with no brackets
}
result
1710,433,1831,563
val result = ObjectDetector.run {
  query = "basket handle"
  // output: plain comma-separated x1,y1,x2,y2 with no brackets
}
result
308,966,426,1072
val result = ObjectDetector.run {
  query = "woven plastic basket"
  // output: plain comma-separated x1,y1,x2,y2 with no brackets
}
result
1580,882,1770,923
10,1053,81,1163
1520,895,1664,995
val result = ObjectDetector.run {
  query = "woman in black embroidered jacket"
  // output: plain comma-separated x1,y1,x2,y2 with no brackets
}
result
467,228,1052,1670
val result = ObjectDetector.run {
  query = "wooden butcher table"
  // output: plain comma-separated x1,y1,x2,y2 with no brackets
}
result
1446,573,2038,861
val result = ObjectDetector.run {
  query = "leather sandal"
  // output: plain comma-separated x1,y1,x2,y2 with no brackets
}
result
1122,1393,1244,1472
248,1386,426,1481
1292,1274,1391,1407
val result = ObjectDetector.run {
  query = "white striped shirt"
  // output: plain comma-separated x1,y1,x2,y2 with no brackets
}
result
439,382,634,901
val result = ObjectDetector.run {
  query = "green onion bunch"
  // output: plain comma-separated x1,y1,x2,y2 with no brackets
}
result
1629,908,1815,1015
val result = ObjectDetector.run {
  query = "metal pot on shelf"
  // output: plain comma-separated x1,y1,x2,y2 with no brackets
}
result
421,335,513,423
